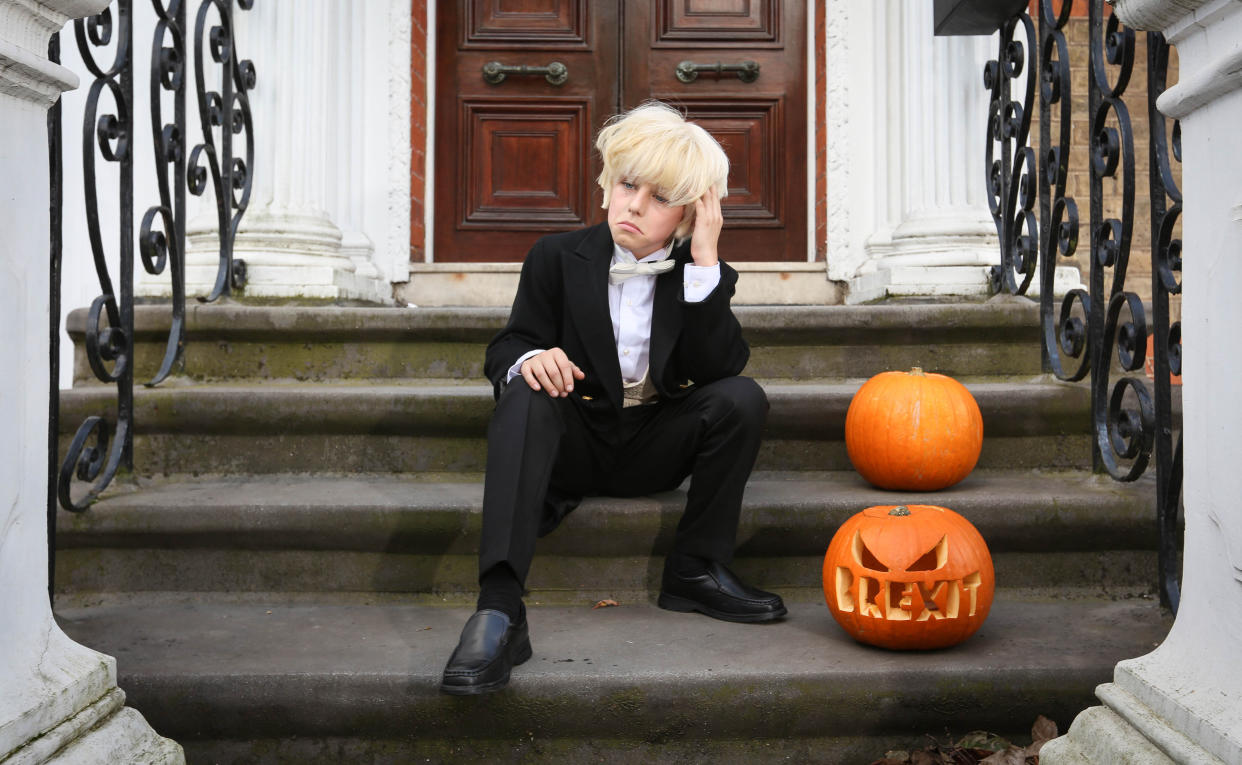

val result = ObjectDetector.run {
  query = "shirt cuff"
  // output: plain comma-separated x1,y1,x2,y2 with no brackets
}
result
505,349,545,384
682,263,721,303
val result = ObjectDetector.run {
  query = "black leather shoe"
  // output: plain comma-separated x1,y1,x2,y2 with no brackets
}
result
439,609,532,695
658,560,787,623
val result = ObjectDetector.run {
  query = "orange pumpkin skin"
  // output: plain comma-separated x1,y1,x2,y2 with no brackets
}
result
822,505,995,650
845,368,983,491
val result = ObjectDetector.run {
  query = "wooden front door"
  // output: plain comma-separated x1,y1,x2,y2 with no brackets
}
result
433,1,805,263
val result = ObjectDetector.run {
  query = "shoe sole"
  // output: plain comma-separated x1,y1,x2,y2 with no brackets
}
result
657,592,788,623
439,635,533,696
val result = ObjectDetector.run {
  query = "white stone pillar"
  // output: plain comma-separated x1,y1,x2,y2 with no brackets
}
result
0,1,182,762
837,1,995,301
830,0,1079,303
184,0,394,302
1041,1,1242,763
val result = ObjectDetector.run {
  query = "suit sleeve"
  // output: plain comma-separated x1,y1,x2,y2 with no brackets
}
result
484,239,564,399
675,259,749,383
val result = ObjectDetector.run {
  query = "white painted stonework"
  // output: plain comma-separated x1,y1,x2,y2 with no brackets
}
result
827,1,997,302
181,0,407,303
55,1,410,386
1042,1,1242,762
403,262,844,307
0,2,182,762
823,0,1081,303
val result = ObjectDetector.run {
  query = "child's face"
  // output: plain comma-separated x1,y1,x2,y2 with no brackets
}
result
607,180,687,258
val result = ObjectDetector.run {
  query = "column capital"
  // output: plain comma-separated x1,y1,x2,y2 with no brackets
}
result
0,0,109,106
1111,0,1217,36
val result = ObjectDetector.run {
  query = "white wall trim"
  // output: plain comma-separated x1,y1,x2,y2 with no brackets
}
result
1157,32,1242,119
386,0,413,281
1111,0,1216,36
0,38,78,105
825,0,856,281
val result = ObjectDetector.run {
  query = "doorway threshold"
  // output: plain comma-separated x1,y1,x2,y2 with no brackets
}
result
399,262,840,307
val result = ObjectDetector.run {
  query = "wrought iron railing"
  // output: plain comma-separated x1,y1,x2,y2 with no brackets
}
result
986,0,1183,611
49,0,255,528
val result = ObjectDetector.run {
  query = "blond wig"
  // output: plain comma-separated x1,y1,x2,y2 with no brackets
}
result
596,101,729,243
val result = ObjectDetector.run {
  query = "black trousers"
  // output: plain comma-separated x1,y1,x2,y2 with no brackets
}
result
478,376,769,587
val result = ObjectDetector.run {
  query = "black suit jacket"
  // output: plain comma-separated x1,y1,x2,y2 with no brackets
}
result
484,222,750,425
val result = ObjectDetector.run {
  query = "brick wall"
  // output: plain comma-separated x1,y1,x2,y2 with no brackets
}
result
410,0,427,263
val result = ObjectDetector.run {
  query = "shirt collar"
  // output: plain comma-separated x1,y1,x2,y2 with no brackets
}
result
612,243,669,265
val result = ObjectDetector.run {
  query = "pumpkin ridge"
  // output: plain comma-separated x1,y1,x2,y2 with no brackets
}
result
844,369,983,491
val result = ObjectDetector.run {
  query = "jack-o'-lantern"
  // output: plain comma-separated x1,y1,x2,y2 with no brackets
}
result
822,504,994,650
845,368,983,491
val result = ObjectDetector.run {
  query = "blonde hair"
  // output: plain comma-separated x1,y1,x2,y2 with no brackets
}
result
596,101,729,243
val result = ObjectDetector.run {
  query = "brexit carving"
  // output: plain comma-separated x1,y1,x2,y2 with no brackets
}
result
822,505,995,649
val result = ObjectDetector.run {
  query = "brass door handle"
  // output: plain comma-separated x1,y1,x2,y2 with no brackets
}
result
675,60,760,83
482,61,569,86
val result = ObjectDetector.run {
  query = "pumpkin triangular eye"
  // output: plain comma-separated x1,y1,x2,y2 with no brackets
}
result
852,531,890,572
907,536,949,572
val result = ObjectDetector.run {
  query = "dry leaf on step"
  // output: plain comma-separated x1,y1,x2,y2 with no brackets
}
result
1028,715,1058,745
592,599,619,609
908,750,941,765
956,731,1012,752
979,746,1027,765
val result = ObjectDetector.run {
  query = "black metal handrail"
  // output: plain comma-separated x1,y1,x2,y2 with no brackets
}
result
48,32,64,602
987,0,1183,612
1146,31,1183,613
59,1,137,514
50,0,255,525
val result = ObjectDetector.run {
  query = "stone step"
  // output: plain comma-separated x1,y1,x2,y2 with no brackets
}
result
58,378,1093,475
52,597,1172,762
70,298,1044,384
55,470,1157,598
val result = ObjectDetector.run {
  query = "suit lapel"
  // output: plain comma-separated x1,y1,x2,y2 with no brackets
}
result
649,246,686,388
566,224,624,408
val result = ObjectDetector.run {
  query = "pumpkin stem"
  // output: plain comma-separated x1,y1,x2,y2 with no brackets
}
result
909,367,925,376
889,506,911,516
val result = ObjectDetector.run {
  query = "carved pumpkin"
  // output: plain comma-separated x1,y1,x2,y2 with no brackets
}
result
822,504,994,650
845,368,983,490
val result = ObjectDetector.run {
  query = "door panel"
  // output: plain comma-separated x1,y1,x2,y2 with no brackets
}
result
654,0,781,46
683,99,784,226
436,1,616,261
434,0,805,262
462,0,590,47
624,0,806,261
459,99,591,228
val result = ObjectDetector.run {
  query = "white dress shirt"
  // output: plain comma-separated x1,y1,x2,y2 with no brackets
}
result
505,243,721,384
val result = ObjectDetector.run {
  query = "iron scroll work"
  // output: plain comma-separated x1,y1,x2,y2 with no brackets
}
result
986,0,1183,611
53,0,256,514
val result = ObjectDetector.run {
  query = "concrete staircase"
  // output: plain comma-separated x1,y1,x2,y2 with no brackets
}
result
53,297,1171,763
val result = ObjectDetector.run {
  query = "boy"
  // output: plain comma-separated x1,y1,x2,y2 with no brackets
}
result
440,102,784,696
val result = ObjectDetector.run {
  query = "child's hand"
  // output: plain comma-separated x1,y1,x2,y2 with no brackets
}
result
521,347,585,397
689,187,723,267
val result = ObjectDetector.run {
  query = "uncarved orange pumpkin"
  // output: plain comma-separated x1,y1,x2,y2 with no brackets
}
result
822,504,994,650
845,368,983,490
